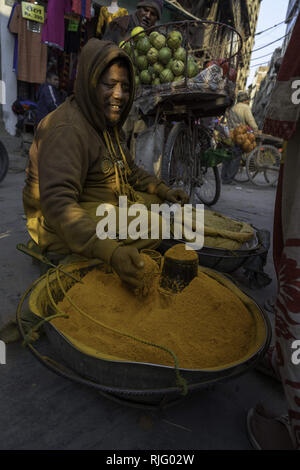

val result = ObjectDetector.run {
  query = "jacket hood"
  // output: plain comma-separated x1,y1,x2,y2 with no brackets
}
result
74,38,135,133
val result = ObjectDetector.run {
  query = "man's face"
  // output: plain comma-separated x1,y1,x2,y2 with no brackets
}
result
98,62,130,126
49,75,59,88
136,6,158,28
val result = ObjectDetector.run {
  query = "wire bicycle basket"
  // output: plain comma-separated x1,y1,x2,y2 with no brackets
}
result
122,20,243,117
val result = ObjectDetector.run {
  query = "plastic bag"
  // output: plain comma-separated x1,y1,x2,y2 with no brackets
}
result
134,124,165,179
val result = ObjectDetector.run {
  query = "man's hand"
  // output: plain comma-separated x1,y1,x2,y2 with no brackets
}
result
165,188,190,205
111,246,144,289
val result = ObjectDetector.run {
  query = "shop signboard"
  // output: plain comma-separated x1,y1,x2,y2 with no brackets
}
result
21,1,45,24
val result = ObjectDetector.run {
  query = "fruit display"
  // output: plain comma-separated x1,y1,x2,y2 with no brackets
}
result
229,125,257,153
119,28,200,86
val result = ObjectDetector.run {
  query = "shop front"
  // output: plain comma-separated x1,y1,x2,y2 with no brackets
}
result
0,0,193,135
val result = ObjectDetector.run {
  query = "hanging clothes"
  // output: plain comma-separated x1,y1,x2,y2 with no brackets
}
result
96,6,128,37
64,18,82,54
42,0,72,51
8,4,47,84
72,0,92,20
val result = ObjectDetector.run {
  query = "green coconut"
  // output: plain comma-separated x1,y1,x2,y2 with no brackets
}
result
152,77,161,86
140,70,152,85
187,59,199,78
149,31,160,46
167,30,183,50
173,75,185,82
136,36,151,54
131,26,145,41
136,55,148,71
172,59,185,76
147,47,159,65
160,68,174,84
158,47,172,65
174,47,187,62
153,62,164,76
152,33,167,50
165,58,174,70
119,40,131,56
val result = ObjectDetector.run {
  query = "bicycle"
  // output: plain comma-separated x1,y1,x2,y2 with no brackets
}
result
0,139,9,183
246,137,282,187
161,119,221,206
125,19,243,206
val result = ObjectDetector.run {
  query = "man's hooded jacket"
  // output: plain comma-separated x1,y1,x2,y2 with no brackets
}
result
23,39,169,265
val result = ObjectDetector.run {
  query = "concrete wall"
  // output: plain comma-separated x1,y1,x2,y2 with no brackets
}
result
0,0,17,135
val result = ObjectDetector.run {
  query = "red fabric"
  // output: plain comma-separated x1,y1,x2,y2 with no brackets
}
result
263,119,297,141
72,0,91,19
268,122,300,449
273,164,284,277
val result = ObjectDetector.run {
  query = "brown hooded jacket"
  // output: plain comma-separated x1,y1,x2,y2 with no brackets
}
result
23,39,169,265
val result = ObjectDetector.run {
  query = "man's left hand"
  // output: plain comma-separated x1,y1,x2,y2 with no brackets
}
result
165,189,190,205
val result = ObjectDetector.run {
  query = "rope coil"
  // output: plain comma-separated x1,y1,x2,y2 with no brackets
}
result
23,264,188,396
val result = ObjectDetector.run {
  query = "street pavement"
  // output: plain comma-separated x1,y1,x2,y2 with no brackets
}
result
0,124,286,450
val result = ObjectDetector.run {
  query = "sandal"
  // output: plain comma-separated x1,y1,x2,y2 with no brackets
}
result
247,404,295,450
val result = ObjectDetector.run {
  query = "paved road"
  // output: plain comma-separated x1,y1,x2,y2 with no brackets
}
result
0,127,285,450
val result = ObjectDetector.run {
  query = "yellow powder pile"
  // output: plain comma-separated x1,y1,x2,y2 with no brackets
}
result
165,244,198,261
52,266,256,370
135,253,160,297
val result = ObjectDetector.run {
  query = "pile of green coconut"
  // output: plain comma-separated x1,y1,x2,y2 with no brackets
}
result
120,27,200,86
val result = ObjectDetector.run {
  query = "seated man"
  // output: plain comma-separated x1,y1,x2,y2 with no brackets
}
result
23,38,188,290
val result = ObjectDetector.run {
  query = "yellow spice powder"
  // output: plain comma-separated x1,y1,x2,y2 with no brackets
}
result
165,244,199,261
52,266,256,369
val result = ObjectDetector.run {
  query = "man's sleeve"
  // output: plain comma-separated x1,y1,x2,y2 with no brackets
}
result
38,125,119,264
245,107,259,131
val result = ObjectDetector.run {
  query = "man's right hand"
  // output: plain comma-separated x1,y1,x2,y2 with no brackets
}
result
110,246,145,289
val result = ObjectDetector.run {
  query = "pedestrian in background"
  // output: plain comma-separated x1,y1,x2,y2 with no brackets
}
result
222,91,259,184
35,72,67,127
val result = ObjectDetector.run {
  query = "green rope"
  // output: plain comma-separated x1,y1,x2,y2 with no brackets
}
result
22,313,69,346
18,263,188,396
54,266,188,395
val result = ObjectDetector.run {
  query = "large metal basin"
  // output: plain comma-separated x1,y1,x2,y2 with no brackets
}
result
24,261,271,403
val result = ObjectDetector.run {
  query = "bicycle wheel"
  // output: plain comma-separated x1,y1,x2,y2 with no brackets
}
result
263,146,281,186
0,140,9,183
161,122,194,197
191,124,220,206
233,155,249,183
192,165,221,206
246,145,281,187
